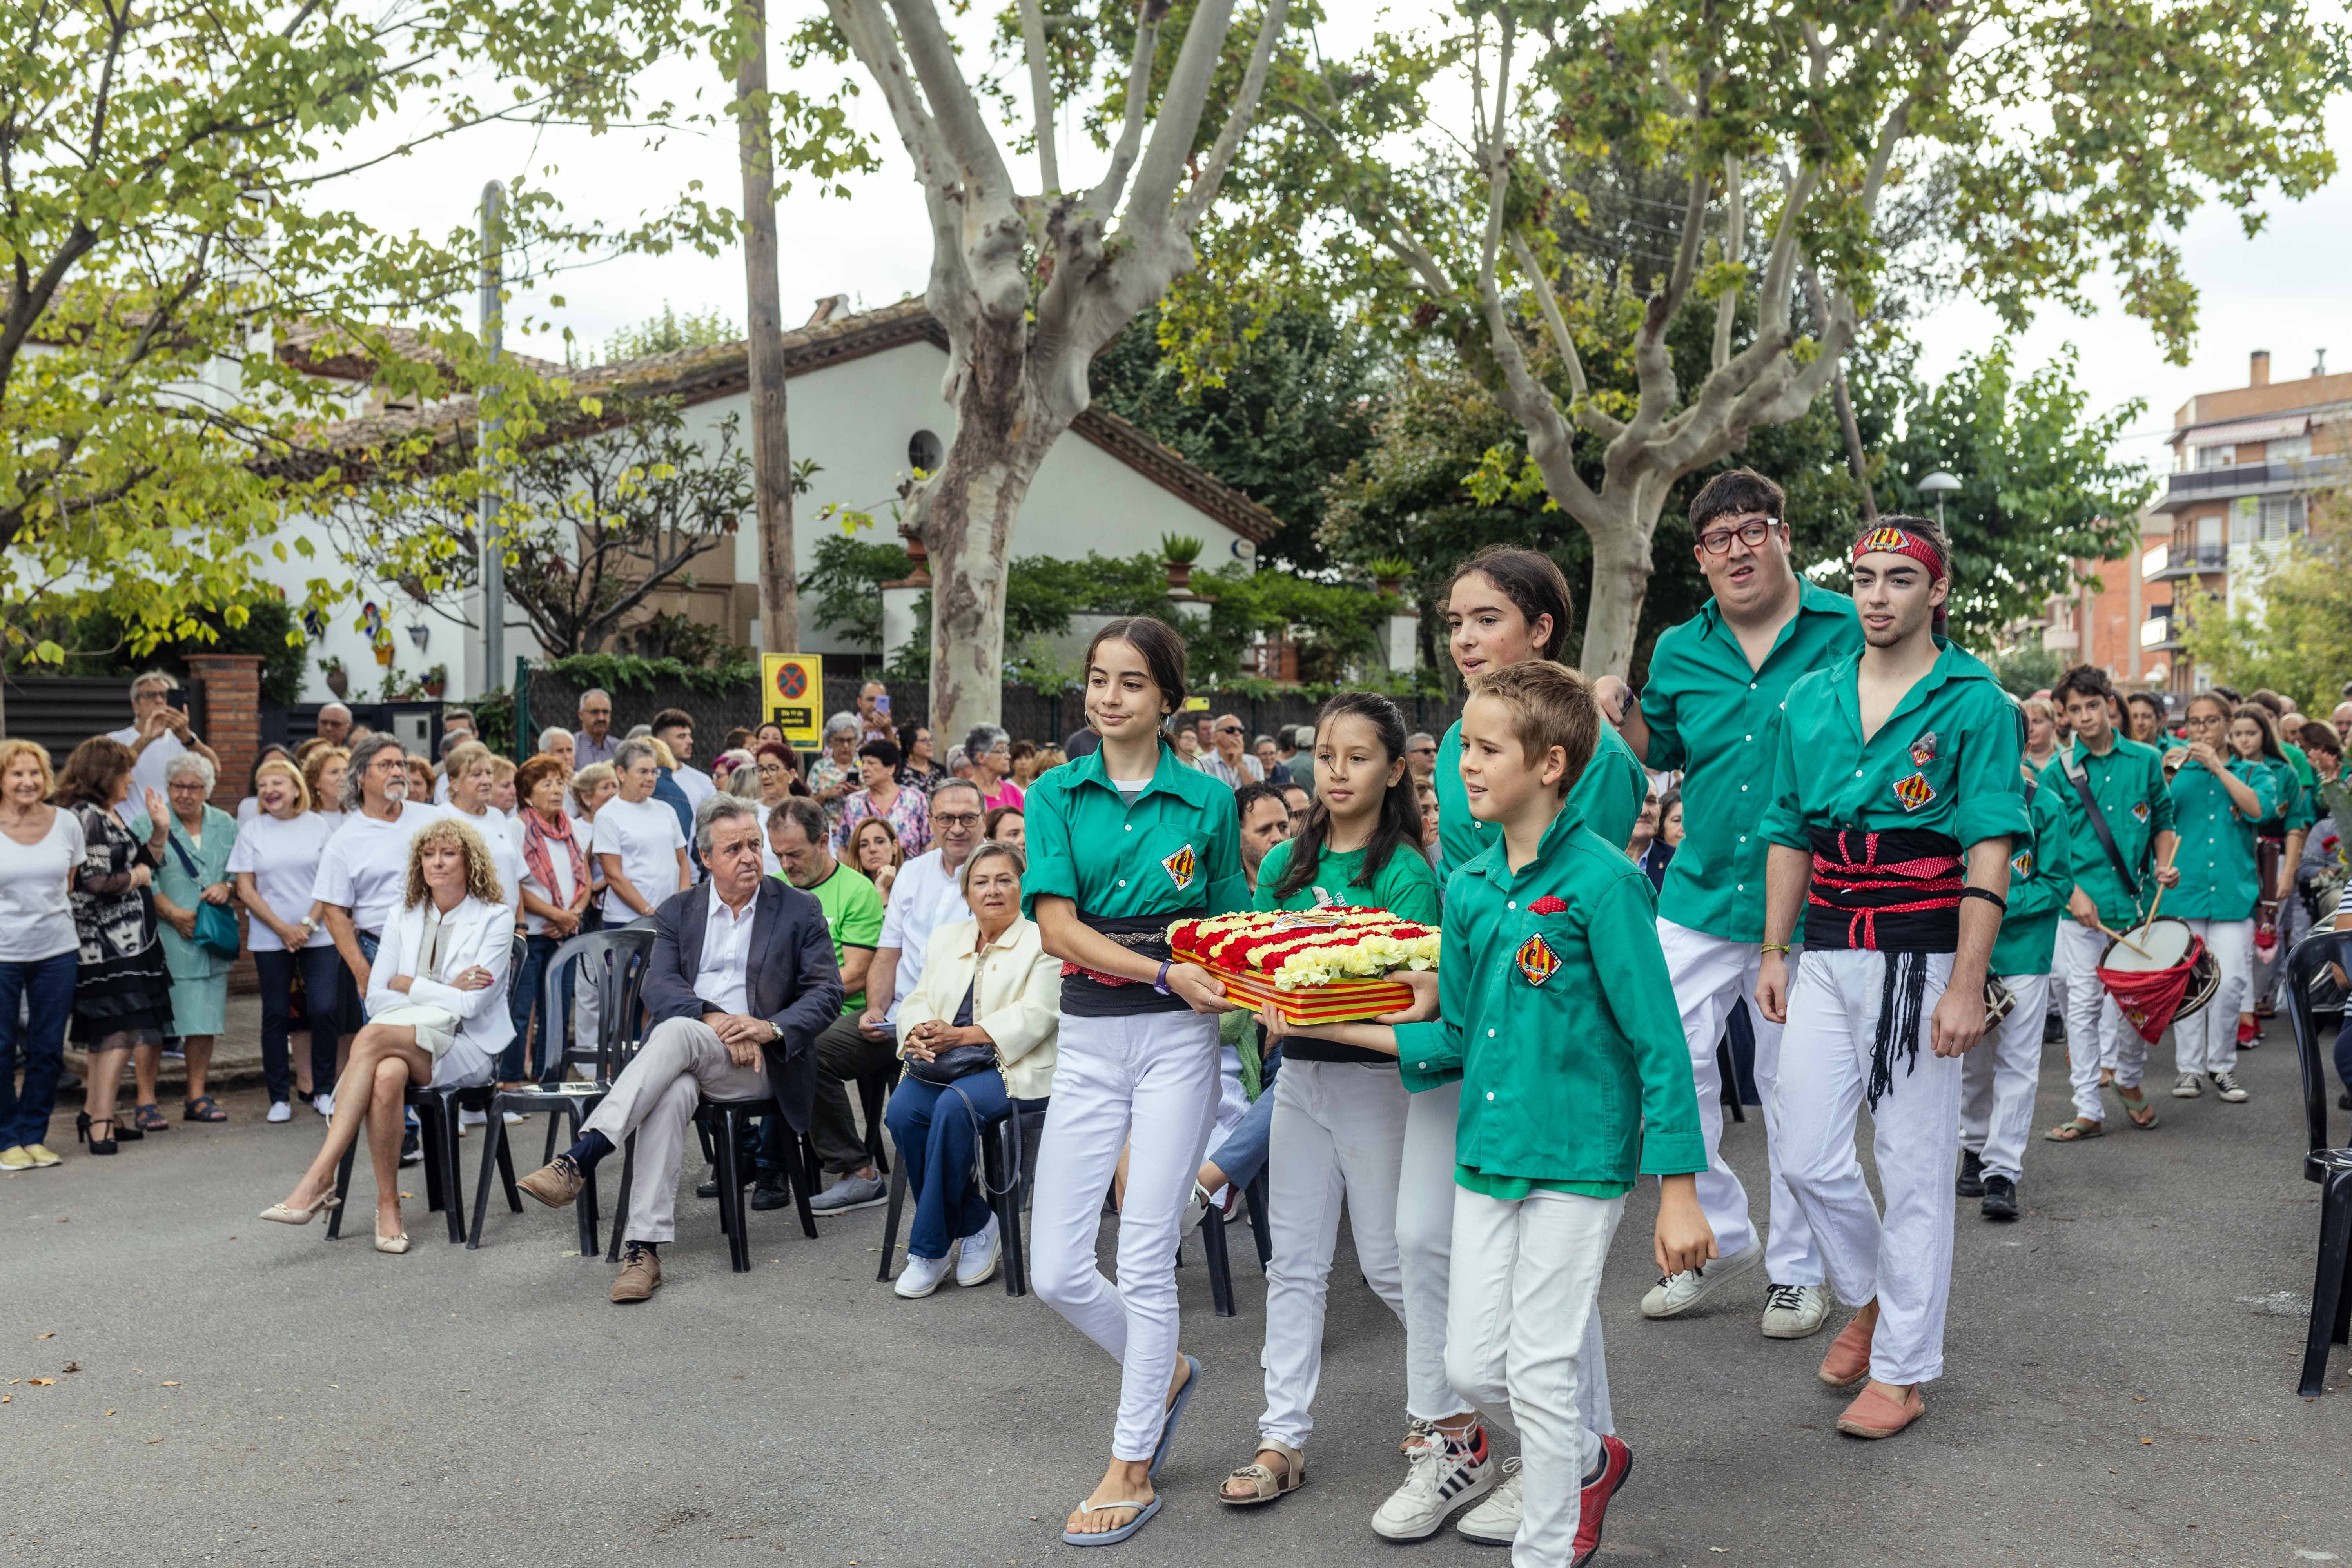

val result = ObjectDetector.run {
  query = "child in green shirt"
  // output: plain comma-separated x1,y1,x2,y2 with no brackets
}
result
1267,661,1711,1568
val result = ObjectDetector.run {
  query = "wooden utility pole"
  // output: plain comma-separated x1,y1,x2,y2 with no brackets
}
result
737,0,797,653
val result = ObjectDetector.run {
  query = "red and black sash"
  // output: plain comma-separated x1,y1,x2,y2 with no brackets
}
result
1804,826,1966,954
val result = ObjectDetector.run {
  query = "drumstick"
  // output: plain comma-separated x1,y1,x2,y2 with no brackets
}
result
2143,844,2178,928
2094,918,2154,960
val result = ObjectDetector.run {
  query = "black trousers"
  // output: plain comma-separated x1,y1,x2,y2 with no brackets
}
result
254,946,347,1105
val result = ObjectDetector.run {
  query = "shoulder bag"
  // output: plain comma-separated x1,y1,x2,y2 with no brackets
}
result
2059,747,2148,914
167,833,242,960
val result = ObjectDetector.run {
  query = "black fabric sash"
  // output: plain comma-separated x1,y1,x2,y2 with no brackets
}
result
1804,826,1967,954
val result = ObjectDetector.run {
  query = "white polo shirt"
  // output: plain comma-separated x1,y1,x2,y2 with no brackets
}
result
874,848,971,1023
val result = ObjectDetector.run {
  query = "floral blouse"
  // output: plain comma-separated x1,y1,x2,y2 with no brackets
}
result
69,804,162,965
835,784,931,858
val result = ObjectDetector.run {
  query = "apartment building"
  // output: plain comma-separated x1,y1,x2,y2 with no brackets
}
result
2144,348,2350,691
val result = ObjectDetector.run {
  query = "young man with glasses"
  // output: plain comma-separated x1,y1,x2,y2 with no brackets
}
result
1593,468,1862,1341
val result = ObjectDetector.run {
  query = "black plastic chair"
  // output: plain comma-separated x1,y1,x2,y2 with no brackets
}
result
858,1062,900,1175
683,1094,820,1272
878,1100,1047,1297
325,1079,501,1245
467,929,654,1255
2282,933,2352,1396
1193,1169,1275,1318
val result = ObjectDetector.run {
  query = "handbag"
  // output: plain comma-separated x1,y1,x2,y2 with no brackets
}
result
167,834,242,960
903,977,1001,1085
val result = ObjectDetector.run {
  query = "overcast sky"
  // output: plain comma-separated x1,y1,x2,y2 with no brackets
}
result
336,5,2352,486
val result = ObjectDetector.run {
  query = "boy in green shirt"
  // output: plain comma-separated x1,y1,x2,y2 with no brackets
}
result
1272,660,1711,1568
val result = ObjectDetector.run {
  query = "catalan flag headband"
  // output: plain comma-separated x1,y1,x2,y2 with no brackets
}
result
1851,523,1949,632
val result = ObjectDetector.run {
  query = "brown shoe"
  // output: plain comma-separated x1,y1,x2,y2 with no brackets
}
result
1835,1383,1925,1438
1817,1309,1875,1388
611,1242,661,1303
517,1156,583,1208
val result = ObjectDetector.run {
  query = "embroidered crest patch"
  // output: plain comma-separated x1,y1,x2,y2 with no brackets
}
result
1528,895,1569,915
2130,800,2151,824
1893,771,1936,812
1910,731,1940,766
2011,848,2034,880
1161,844,1197,890
1515,933,1559,986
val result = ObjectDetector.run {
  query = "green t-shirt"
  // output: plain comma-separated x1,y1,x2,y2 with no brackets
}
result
777,860,885,1015
1254,834,1443,1066
2163,756,2276,921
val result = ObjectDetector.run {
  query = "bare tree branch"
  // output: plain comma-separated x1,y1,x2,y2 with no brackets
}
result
1174,0,1292,230
885,0,1014,207
1081,0,1163,214
1015,0,1059,192
1710,152,1743,372
1127,0,1239,233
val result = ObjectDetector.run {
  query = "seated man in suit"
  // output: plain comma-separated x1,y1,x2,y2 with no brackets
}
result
518,794,842,1303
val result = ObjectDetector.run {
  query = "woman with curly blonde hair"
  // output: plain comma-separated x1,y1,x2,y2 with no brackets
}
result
261,817,514,1252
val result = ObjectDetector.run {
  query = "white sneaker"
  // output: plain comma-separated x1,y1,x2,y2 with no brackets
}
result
1371,1427,1494,1540
1639,1238,1764,1319
265,1100,292,1124
2211,1071,2250,1103
501,1111,524,1125
458,1109,487,1128
2171,1073,2202,1098
313,1092,335,1118
894,1244,959,1299
956,1215,1002,1287
1760,1281,1834,1339
1454,1455,1521,1544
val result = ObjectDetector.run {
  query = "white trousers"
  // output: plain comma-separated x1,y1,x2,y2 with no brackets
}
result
1396,1083,1612,1435
1774,948,1961,1387
2057,920,2134,1120
1030,1008,1223,1462
1257,1060,1412,1450
1655,919,1820,1285
1446,1187,1624,1568
1959,971,2051,1183
580,1017,769,1244
2171,918,2252,1078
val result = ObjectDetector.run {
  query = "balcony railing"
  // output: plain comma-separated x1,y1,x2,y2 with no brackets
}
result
2142,608,2182,651
2164,454,2347,503
2152,542,2227,579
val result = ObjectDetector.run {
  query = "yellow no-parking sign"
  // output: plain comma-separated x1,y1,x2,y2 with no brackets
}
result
762,653,824,748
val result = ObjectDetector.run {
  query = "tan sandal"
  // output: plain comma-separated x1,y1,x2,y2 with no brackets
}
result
1219,1440,1304,1506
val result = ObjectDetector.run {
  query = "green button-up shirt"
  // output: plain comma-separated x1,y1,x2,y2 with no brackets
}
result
2164,757,2276,921
1989,773,2074,977
1435,718,1646,878
1761,639,2029,858
1024,742,1247,920
2275,744,2317,833
2039,737,2175,928
1637,578,1862,941
1396,802,1707,1196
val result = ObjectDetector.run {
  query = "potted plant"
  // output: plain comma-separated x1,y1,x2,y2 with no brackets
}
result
420,662,449,699
1161,532,1205,592
320,655,350,698
1366,556,1416,599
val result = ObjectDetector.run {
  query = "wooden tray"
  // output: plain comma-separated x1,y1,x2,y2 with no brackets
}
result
1174,946,1417,1025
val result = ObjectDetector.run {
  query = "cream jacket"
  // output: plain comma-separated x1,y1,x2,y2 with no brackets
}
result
364,893,517,1058
895,915,1061,1101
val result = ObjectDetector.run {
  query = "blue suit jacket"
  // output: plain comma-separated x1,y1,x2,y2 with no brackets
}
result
642,877,844,1129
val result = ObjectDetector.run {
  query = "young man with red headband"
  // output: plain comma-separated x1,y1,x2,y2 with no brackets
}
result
1753,516,2028,1439
1595,469,1860,1338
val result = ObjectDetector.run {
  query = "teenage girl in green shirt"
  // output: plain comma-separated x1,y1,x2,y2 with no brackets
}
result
1212,693,1439,1510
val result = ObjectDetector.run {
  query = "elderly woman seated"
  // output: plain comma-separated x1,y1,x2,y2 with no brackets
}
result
886,840,1061,1299
259,818,513,1253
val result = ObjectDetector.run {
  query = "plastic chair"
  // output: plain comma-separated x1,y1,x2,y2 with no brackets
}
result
1192,1170,1274,1318
878,1100,1047,1297
325,1079,500,1245
2282,932,2352,1396
858,1062,900,1175
679,1094,820,1272
467,928,654,1255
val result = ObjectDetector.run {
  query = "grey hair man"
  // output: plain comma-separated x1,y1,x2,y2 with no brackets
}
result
107,668,221,823
575,687,619,768
314,732,445,1095
315,703,354,746
537,726,575,770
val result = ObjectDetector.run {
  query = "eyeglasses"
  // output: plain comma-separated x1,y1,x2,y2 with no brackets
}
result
1696,517,1779,555
934,811,983,828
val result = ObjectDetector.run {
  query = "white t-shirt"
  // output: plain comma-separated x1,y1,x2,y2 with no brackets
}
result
313,801,446,935
874,848,970,1024
226,811,337,951
106,725,186,824
236,795,261,824
674,764,717,813
450,807,525,915
591,795,688,922
0,807,85,962
518,819,584,936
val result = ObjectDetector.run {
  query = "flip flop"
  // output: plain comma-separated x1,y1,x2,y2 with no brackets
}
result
2043,1118,2104,1142
1062,1495,1161,1547
2118,1091,2159,1129
1149,1355,1200,1481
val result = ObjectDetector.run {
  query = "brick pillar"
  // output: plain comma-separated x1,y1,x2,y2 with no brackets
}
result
187,653,264,997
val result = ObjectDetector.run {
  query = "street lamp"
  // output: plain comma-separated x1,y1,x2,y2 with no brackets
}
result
1919,470,1962,527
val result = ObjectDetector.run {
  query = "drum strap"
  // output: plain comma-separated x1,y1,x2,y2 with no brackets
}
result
2062,751,2148,908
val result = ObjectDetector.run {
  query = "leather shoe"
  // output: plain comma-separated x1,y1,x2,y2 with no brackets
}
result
1954,1148,1984,1198
1817,1310,1875,1388
750,1179,793,1212
1980,1174,2019,1221
611,1242,661,1303
517,1156,584,1208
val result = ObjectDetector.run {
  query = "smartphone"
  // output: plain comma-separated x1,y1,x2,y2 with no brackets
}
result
875,694,891,717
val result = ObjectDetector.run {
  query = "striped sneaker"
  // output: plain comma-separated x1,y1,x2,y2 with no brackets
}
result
1372,1423,1494,1540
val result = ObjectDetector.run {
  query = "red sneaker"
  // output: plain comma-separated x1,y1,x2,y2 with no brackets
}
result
2237,1017,2259,1046
1572,1434,1632,1567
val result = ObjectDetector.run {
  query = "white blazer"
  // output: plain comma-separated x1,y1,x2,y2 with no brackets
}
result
365,893,516,1058
896,915,1062,1101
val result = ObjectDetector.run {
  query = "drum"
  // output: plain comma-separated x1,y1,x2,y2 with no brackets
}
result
2098,915,2220,1022
1982,973,2017,1030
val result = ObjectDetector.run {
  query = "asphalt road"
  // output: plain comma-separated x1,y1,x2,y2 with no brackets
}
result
9,1020,2352,1568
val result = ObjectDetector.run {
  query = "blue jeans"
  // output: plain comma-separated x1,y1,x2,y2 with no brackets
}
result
2334,938,2352,1098
504,933,573,1082
881,1070,1046,1261
1206,1044,1282,1190
0,952,75,1149
254,946,345,1105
